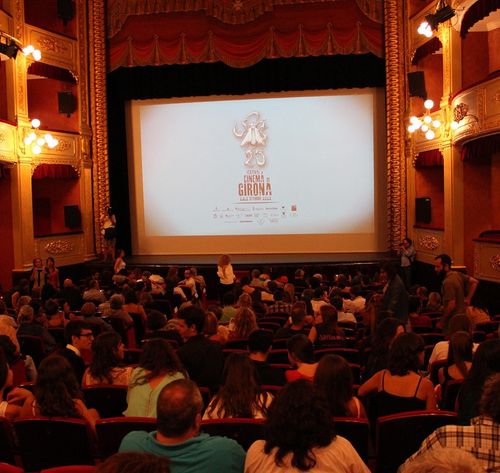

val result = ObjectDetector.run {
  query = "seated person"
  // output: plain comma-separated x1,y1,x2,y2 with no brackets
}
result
143,310,183,346
308,304,345,348
248,330,286,386
103,294,133,329
17,304,56,352
285,334,318,382
44,298,65,328
274,306,309,340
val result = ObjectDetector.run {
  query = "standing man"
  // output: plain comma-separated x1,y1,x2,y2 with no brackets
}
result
380,262,409,326
434,254,478,332
400,237,416,289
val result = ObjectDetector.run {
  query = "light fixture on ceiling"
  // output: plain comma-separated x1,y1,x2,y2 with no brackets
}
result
408,99,442,140
0,31,42,61
24,119,59,155
417,0,456,37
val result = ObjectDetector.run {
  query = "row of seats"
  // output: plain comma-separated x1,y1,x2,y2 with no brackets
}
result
0,410,458,473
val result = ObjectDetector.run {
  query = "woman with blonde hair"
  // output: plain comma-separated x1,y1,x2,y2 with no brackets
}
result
217,254,235,302
229,307,258,339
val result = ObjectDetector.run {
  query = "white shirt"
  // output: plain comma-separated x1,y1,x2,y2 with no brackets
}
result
218,264,235,285
343,297,366,314
428,340,479,366
244,436,370,473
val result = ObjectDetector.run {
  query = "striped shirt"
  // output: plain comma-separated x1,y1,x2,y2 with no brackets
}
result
402,416,500,473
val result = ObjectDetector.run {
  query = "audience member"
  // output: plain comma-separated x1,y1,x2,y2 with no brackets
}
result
60,320,94,384
308,304,345,348
203,311,229,345
438,331,473,385
61,278,83,311
379,262,409,325
143,310,183,346
81,301,113,332
124,338,185,417
331,296,356,324
359,332,436,418
310,287,329,317
104,294,133,329
97,452,171,473
220,291,237,324
83,331,132,386
402,373,500,473
83,279,106,304
343,285,366,315
203,353,273,419
44,298,65,328
122,287,147,322
424,291,443,312
399,447,484,473
285,334,318,382
0,349,26,420
275,306,308,339
120,379,246,473
314,354,367,419
176,306,224,391
248,329,286,386
217,254,235,301
267,290,294,315
229,307,258,339
17,304,56,352
244,379,369,472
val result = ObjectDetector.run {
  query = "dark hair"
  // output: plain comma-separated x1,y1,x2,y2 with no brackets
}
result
290,306,306,326
134,339,183,385
207,353,269,418
387,332,425,376
34,355,82,417
314,355,354,417
287,335,315,364
89,332,123,384
65,320,92,344
403,237,413,246
448,314,472,335
146,310,167,331
248,329,273,353
122,287,139,304
313,287,326,299
264,379,335,471
408,296,421,314
435,253,452,268
222,292,236,306
0,336,17,365
178,305,206,334
318,305,343,336
44,299,59,317
380,262,397,280
480,373,500,423
448,331,473,379
157,379,202,437
330,296,343,311
371,317,404,356
97,452,170,473
0,350,10,391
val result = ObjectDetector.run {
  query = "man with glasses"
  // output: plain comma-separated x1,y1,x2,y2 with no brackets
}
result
60,320,94,383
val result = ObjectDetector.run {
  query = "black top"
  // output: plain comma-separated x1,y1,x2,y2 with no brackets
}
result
251,359,286,386
177,335,224,392
59,347,86,385
274,327,308,340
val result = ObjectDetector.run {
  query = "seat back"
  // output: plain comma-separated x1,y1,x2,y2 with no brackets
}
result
0,464,23,473
13,418,96,471
200,418,265,451
95,417,157,458
333,417,370,461
267,349,290,364
18,335,45,367
376,410,457,473
441,380,463,411
224,338,249,350
314,348,360,364
0,417,16,465
82,385,128,418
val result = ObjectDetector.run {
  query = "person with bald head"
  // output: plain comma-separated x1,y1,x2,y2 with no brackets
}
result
61,278,83,311
119,379,245,473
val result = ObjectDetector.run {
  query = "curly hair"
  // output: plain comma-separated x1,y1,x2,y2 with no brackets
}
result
387,332,425,376
264,379,335,471
89,332,124,384
206,353,270,418
34,355,82,418
133,339,184,385
314,355,354,417
480,373,500,423
231,307,257,339
97,452,170,473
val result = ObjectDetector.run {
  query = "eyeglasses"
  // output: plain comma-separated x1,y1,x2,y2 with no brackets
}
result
78,332,94,338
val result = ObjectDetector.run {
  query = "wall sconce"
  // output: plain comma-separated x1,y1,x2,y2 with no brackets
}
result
408,99,441,140
0,31,42,61
417,0,455,37
451,103,478,130
23,119,59,155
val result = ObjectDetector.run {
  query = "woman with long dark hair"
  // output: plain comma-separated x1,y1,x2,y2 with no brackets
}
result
308,305,345,348
285,334,318,382
314,355,367,419
203,353,272,419
83,332,132,386
124,339,185,417
245,379,370,472
20,355,99,427
438,331,473,385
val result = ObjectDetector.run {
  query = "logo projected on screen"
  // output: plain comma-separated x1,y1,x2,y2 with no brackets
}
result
233,112,267,167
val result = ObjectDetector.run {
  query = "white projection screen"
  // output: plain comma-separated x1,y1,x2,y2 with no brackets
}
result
126,89,387,255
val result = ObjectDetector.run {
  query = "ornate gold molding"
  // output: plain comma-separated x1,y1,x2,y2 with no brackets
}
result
89,0,109,255
384,0,406,250
490,254,500,272
45,239,75,255
419,234,440,250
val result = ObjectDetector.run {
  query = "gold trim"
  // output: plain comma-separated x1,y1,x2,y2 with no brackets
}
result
45,239,75,255
419,235,440,250
491,254,500,272
384,0,406,250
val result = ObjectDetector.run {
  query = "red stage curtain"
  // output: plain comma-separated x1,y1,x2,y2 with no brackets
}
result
107,2,384,71
415,149,444,167
461,134,500,162
411,37,442,65
32,164,78,179
460,0,500,38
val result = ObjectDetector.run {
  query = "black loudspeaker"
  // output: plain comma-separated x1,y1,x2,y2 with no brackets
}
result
64,205,81,229
57,0,75,22
58,91,77,116
415,197,431,223
408,71,427,99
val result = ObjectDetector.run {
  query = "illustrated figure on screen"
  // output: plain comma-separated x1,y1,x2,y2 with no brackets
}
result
233,111,267,167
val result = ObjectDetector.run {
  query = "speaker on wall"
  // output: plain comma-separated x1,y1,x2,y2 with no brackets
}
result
408,71,427,99
64,205,81,229
58,91,77,117
57,0,75,23
415,197,431,223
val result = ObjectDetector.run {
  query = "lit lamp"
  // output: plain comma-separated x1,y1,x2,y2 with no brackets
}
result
408,99,441,140
0,31,41,61
23,119,59,155
417,0,456,37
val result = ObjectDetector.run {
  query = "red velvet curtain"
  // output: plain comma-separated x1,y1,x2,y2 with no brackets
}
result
460,0,500,38
28,62,77,84
415,149,444,167
411,37,442,65
32,164,78,179
107,2,384,71
461,134,500,162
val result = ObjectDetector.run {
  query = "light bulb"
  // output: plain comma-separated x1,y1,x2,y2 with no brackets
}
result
432,120,441,128
23,45,34,55
29,132,37,141
410,116,419,124
425,130,435,140
414,120,422,129
44,134,53,141
32,145,42,155
31,118,41,128
423,115,432,124
50,138,59,148
424,29,433,38
424,99,434,110
421,125,429,132
36,137,45,146
408,125,416,133
451,121,459,130
24,136,33,145
32,49,42,61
